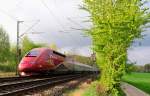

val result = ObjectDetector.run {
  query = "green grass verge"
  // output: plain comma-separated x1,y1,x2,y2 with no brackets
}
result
82,81,99,96
82,81,125,96
122,72,150,94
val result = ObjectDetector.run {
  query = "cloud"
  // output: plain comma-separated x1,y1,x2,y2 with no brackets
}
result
128,46,150,65
0,0,150,65
59,45,92,57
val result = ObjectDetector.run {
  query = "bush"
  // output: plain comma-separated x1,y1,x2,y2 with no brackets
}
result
0,61,16,72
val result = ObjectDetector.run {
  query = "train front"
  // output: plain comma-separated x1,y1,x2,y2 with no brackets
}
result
18,49,42,76
18,48,57,76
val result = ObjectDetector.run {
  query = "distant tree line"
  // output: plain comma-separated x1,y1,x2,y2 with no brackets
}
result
21,36,44,56
0,27,10,62
126,63,150,73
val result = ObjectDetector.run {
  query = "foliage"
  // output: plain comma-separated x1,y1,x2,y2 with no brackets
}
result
83,81,125,96
0,26,10,62
49,43,58,50
0,45,19,72
83,81,99,96
144,64,150,72
0,61,16,72
0,26,16,72
122,72,150,94
126,64,150,73
126,63,134,73
131,65,144,72
21,36,44,56
0,36,45,72
83,0,150,95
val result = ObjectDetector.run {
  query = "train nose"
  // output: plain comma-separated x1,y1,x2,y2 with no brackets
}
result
18,60,36,71
18,57,37,72
18,61,35,71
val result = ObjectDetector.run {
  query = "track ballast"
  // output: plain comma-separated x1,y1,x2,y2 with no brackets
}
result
0,74,84,96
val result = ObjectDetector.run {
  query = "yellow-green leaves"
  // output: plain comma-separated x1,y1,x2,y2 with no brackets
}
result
84,0,150,95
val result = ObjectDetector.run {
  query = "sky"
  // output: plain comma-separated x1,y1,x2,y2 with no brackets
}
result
0,0,150,65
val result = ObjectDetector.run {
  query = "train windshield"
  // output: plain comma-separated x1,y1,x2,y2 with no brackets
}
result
26,50,39,57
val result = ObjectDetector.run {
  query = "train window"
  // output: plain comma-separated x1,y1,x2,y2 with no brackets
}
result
53,51,66,57
26,50,39,57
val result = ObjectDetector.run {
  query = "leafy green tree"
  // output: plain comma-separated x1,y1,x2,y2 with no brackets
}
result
21,36,44,56
84,0,150,95
0,26,10,62
125,62,138,73
144,64,150,72
49,43,58,50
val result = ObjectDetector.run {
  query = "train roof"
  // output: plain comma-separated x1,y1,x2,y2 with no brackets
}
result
31,47,51,51
30,48,66,57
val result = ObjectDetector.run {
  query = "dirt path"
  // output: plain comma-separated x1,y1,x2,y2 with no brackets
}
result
121,82,149,96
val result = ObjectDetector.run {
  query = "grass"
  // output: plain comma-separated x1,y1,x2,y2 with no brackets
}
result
122,72,150,94
82,81,125,96
82,81,98,96
64,80,92,96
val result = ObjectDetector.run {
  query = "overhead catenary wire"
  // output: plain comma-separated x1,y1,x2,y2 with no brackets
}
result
40,0,84,47
67,17,85,29
40,0,66,31
19,20,41,38
0,7,41,35
51,3,89,43
0,0,88,52
9,0,24,13
0,8,18,21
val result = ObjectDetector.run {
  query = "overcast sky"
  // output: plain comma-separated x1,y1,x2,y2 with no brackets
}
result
0,0,150,65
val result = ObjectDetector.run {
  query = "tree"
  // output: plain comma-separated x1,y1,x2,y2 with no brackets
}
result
21,36,44,56
125,62,136,73
144,64,150,72
49,43,58,50
83,0,150,95
0,26,10,62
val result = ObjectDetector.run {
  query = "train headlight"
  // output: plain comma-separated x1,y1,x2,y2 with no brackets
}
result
39,65,42,68
21,72,26,76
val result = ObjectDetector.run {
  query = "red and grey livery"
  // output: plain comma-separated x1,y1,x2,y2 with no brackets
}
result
18,48,98,76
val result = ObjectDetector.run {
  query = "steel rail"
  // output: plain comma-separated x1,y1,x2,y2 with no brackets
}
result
0,76,33,83
0,74,82,96
0,74,66,84
0,75,74,87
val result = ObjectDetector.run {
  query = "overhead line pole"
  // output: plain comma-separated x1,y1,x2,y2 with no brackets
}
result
16,21,23,75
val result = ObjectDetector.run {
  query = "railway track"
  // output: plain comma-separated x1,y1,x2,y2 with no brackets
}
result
0,76,38,84
0,74,83,96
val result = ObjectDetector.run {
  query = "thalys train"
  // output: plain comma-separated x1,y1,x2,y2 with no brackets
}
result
18,48,99,76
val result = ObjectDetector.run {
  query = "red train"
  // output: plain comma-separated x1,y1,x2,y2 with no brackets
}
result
18,48,98,76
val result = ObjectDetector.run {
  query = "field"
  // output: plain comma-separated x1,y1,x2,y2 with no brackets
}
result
122,72,150,94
